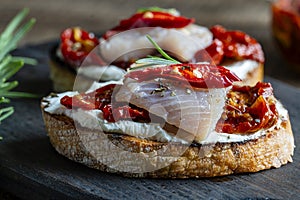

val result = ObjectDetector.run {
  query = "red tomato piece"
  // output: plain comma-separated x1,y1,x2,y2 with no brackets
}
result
126,63,241,88
60,84,150,122
215,82,278,134
194,25,265,64
102,11,194,39
60,27,100,67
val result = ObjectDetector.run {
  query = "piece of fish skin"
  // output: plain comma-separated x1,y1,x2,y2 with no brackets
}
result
114,77,226,142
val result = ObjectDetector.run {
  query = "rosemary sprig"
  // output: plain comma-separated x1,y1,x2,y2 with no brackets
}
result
129,35,181,71
146,35,180,63
0,8,37,128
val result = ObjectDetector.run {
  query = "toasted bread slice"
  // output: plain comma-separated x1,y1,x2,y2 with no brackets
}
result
41,101,294,178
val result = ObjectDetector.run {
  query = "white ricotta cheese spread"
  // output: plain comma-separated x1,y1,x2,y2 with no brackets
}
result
76,65,126,81
225,60,259,80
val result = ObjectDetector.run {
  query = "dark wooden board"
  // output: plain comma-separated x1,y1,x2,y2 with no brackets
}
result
0,42,299,200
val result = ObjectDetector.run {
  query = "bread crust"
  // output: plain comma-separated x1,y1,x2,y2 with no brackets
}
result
41,102,294,178
49,60,95,92
49,45,96,92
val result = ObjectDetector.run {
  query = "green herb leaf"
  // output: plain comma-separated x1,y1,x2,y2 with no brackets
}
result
137,56,178,65
0,106,14,123
137,7,179,16
0,8,37,129
12,56,37,65
1,91,39,98
0,60,24,82
0,97,10,104
0,8,29,41
129,35,181,71
0,81,18,92
146,35,180,63
0,18,36,61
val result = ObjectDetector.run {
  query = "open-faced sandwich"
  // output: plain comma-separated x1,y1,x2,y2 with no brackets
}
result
49,7,264,92
42,37,294,178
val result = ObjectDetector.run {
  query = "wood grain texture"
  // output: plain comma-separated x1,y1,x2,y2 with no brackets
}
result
0,42,299,200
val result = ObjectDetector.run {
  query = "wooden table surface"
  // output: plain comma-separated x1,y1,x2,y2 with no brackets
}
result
0,0,299,199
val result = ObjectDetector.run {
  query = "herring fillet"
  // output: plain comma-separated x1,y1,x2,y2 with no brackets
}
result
115,78,226,142
99,25,212,63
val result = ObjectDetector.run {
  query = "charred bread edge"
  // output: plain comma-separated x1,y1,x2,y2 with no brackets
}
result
41,101,294,178
49,44,98,92
49,44,76,92
49,44,76,75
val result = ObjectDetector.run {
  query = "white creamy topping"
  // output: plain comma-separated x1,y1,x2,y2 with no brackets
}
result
76,65,126,81
225,60,258,80
43,91,79,114
43,81,288,145
69,108,185,143
55,48,125,81
85,80,123,93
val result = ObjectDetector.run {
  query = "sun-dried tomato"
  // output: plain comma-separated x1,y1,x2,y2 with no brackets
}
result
216,82,278,134
102,10,194,39
60,84,150,122
195,25,265,65
126,63,241,88
60,27,100,67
